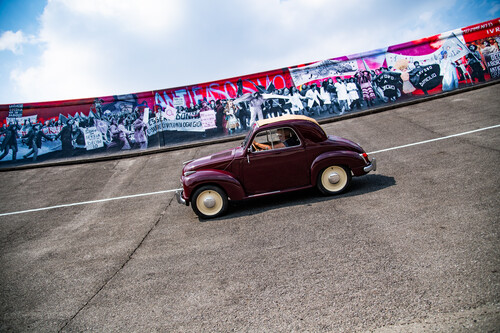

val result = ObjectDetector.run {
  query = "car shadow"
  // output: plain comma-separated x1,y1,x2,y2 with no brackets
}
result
199,174,396,222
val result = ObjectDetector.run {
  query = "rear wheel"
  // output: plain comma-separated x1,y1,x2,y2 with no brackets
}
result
317,165,351,195
191,185,228,219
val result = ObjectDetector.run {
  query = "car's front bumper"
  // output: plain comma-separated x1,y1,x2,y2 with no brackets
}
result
363,158,377,173
175,189,188,206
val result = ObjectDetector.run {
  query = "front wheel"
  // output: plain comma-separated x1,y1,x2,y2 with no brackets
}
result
191,185,228,219
317,165,352,195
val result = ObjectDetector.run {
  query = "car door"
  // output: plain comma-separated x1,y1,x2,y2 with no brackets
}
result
242,127,309,195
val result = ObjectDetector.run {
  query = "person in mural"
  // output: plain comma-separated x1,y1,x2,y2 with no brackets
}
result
93,98,104,118
0,124,6,145
22,123,53,161
409,61,443,95
269,92,283,118
244,92,265,126
481,39,498,56
334,77,349,114
346,78,362,110
374,67,402,102
107,118,120,148
289,86,306,115
236,79,250,130
356,71,377,107
320,81,334,114
393,59,416,96
455,58,472,84
54,119,76,156
224,99,240,134
116,117,133,150
72,122,87,149
236,100,249,131
0,123,20,161
466,44,486,83
133,113,148,150
304,84,323,116
279,88,293,115
214,100,225,134
440,50,459,91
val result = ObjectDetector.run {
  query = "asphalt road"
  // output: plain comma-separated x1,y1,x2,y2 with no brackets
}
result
1,84,499,332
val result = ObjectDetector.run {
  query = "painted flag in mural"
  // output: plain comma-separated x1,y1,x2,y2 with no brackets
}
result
374,72,402,99
409,64,442,92
289,59,359,86
443,33,473,62
161,104,177,121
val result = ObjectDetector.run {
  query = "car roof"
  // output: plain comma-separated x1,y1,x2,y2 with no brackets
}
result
256,115,320,127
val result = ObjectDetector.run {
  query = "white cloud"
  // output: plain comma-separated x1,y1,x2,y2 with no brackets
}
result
0,30,35,54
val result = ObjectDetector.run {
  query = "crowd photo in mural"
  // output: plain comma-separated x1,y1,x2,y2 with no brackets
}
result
0,18,499,167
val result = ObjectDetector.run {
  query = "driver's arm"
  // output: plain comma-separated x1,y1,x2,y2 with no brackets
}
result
253,141,271,151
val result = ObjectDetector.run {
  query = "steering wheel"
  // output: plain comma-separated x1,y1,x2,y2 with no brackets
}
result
252,141,269,151
252,141,259,152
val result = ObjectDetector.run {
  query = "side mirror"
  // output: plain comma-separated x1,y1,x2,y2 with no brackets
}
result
246,147,252,164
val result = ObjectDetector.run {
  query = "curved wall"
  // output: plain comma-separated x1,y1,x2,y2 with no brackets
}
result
0,18,499,167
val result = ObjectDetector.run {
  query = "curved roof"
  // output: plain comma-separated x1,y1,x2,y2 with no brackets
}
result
256,115,320,127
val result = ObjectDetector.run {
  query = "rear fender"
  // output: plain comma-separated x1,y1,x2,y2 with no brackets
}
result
183,169,246,202
310,151,366,185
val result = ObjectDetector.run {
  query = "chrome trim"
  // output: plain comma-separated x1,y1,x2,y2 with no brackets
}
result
184,170,196,177
328,172,341,184
175,190,188,205
247,190,281,198
183,159,194,166
203,197,216,208
363,158,377,173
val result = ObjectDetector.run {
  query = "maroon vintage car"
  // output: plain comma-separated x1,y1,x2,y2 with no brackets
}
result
176,115,376,219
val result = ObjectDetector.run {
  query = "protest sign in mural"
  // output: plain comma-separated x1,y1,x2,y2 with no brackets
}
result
485,52,500,78
82,127,105,150
0,18,499,167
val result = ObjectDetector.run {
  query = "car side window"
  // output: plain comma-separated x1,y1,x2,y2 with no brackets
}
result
252,127,300,152
252,130,273,151
275,127,300,148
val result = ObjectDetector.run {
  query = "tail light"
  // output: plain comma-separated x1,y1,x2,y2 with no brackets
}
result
360,153,370,164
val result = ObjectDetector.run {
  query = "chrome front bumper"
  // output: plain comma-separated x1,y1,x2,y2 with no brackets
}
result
363,158,377,173
175,189,188,206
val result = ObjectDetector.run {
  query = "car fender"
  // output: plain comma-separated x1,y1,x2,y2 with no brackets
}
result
183,169,246,201
310,151,366,185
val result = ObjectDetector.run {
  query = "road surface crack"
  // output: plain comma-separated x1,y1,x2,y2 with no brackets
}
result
58,195,175,332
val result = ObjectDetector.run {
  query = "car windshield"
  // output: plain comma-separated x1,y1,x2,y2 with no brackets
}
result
241,124,257,147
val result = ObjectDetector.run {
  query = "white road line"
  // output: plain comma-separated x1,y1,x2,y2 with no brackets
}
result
0,189,181,217
1,124,499,218
368,124,500,155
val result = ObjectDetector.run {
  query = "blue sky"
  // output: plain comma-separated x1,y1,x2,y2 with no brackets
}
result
0,0,499,104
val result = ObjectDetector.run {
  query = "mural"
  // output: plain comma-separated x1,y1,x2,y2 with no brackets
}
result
0,18,499,167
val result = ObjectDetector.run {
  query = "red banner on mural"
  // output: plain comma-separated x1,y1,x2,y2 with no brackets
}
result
153,68,294,110
462,18,500,43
